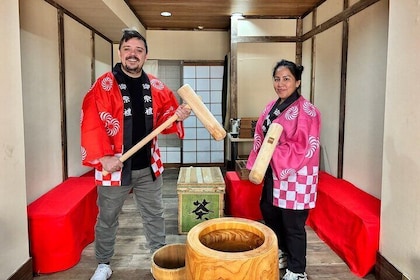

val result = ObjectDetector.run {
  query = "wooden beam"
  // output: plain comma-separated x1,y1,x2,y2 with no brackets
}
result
230,16,239,118
296,18,303,65
310,9,317,104
302,0,380,41
232,36,297,43
91,31,95,85
57,8,68,181
337,0,350,179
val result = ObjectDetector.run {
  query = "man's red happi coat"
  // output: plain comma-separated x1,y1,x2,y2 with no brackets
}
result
81,71,183,186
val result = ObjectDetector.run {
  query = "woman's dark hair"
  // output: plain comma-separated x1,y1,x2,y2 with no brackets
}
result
118,29,148,54
272,59,304,81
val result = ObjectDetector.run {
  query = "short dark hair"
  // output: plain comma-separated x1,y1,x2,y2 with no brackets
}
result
272,59,304,81
118,29,148,53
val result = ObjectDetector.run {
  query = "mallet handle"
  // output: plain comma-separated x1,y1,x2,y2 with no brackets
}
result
249,123,283,184
102,111,181,176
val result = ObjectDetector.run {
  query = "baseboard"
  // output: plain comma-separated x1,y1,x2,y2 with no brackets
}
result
375,252,403,280
7,258,33,280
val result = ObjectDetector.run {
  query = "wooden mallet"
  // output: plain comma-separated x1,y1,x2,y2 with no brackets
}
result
177,84,226,141
248,123,283,184
102,84,226,175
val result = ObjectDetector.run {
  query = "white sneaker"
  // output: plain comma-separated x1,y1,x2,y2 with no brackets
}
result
282,269,307,280
90,263,112,280
279,250,288,269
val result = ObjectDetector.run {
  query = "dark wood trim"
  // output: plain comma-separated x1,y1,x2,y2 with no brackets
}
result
232,36,298,43
309,9,317,104
57,9,68,181
182,60,224,66
337,0,349,179
295,18,303,65
111,39,115,67
301,0,380,42
230,16,239,119
376,252,403,280
91,31,95,85
7,258,32,280
244,15,298,20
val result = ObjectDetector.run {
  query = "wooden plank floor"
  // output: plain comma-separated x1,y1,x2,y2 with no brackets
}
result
35,168,375,280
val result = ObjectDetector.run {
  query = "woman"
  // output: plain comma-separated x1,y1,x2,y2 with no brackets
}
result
247,59,321,280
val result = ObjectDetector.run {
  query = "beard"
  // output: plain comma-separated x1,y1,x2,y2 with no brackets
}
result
121,63,142,75
121,56,143,76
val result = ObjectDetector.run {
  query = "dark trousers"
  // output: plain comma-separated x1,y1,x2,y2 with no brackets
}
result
260,168,309,273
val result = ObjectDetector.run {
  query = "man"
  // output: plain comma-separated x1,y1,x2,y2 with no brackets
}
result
81,29,191,280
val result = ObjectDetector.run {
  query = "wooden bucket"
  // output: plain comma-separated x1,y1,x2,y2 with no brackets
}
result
151,243,186,280
185,217,279,280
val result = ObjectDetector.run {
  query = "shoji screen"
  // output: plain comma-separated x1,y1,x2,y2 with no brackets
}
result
182,64,224,164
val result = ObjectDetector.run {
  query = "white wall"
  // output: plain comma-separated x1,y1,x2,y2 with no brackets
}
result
20,0,114,203
237,42,296,118
234,18,297,156
146,30,229,60
65,15,96,177
238,18,296,36
95,34,113,79
235,18,297,119
308,0,388,200
344,1,389,198
381,0,420,278
313,23,343,176
112,30,229,72
0,0,30,278
20,0,63,203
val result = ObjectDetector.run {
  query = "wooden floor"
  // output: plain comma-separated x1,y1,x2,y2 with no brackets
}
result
35,168,376,280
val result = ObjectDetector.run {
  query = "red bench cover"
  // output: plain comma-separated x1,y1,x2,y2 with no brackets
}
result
27,176,97,274
307,171,380,277
224,171,263,221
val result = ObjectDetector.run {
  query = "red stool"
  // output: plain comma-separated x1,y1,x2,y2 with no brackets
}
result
27,177,97,274
224,171,263,220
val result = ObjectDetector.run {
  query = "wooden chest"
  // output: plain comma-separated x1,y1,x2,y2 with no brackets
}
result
176,167,225,234
239,117,258,138
235,159,250,180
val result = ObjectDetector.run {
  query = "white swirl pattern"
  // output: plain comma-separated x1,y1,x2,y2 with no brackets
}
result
280,168,296,179
262,106,270,116
253,134,263,151
151,79,164,90
100,111,120,136
101,77,113,91
81,146,87,161
285,106,299,120
303,101,317,117
305,136,320,158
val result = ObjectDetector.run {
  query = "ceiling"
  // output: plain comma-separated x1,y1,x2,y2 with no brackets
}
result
125,0,324,31
50,0,324,42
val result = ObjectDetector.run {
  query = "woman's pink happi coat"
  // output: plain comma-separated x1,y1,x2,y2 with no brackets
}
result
247,96,321,210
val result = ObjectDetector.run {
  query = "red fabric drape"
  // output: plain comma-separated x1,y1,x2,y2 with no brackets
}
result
307,171,380,277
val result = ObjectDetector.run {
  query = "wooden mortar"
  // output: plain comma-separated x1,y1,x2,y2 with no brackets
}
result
185,217,279,279
151,243,186,280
